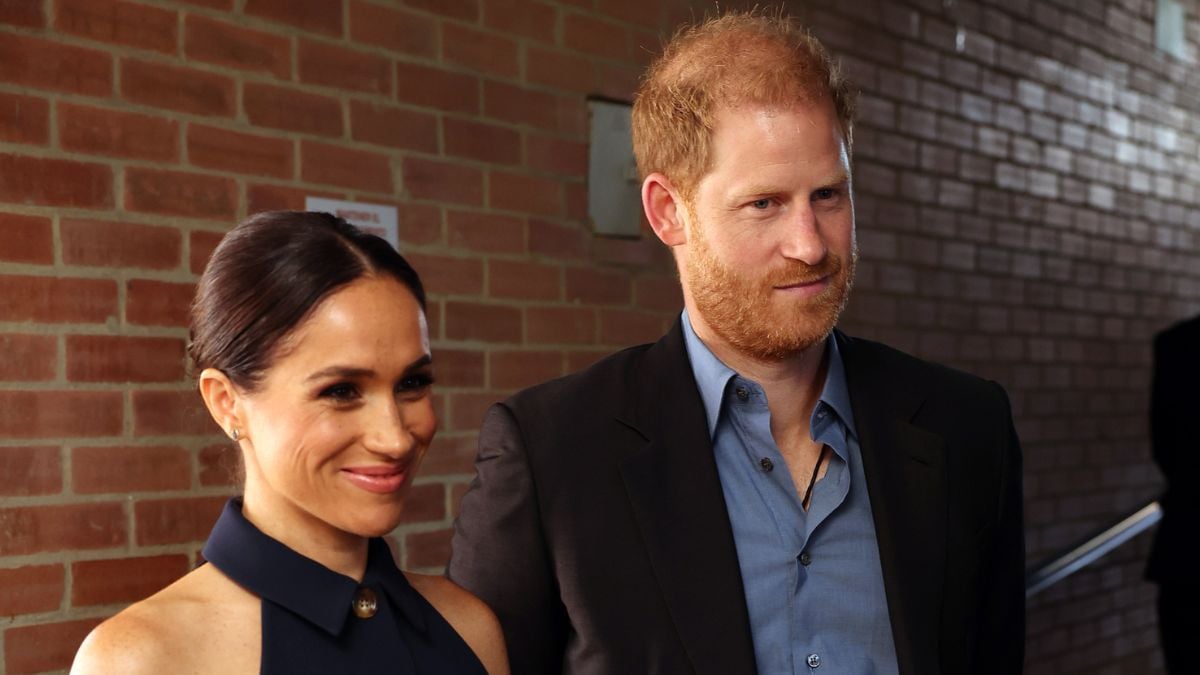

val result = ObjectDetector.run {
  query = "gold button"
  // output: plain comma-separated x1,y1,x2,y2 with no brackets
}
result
352,587,377,619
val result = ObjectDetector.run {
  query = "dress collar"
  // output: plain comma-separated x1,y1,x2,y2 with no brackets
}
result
201,498,428,637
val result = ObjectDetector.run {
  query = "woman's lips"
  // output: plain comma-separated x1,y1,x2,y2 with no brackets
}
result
341,465,408,494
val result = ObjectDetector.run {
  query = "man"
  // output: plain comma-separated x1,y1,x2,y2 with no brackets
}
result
1146,314,1200,674
449,12,1024,675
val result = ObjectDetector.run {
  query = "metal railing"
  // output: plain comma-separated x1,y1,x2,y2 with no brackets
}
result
1024,498,1161,598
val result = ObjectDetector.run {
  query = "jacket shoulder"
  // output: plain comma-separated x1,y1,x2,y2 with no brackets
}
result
504,341,656,418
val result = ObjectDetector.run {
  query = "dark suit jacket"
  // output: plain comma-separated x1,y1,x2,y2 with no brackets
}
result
448,321,1025,674
1146,315,1200,585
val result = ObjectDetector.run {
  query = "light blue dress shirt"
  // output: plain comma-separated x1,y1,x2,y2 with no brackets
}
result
681,311,899,674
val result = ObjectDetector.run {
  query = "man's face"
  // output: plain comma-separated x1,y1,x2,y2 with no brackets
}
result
679,100,856,361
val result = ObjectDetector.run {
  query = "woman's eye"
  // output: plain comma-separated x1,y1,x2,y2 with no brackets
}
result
320,383,359,401
398,373,435,393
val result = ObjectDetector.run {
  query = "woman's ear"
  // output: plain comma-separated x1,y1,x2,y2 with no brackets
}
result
198,368,244,441
642,173,689,247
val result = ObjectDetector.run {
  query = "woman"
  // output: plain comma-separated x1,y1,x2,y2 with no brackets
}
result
72,212,508,674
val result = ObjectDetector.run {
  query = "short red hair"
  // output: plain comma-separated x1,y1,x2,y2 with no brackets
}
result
632,10,857,199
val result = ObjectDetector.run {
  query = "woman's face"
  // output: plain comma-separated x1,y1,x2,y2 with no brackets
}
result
235,275,436,544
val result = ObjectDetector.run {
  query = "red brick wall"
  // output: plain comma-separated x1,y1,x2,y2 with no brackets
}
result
1,0,1197,673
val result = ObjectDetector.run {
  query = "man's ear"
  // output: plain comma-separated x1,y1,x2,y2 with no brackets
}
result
198,367,243,440
642,173,688,247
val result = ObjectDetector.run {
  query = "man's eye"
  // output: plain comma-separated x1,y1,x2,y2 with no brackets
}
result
813,187,838,201
750,198,772,209
320,383,359,401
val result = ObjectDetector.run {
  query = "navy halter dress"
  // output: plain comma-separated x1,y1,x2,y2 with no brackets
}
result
202,498,488,674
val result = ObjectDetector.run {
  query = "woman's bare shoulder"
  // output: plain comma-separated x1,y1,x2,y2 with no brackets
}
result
71,564,259,675
405,572,509,675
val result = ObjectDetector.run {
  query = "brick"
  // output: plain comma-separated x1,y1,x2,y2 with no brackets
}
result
634,275,682,311
408,253,484,296
134,496,227,545
121,59,235,117
300,140,393,194
0,565,63,615
66,335,185,383
185,14,291,79
447,210,525,254
483,0,556,42
133,390,220,436
444,301,521,343
73,445,190,493
125,168,237,219
244,83,344,136
4,619,102,674
447,392,499,432
61,218,181,270
127,279,195,327
444,118,521,165
432,348,485,388
0,92,50,145
490,349,562,390
527,45,594,94
0,213,53,264
593,236,663,267
0,275,117,323
199,442,239,486
188,125,293,179
404,157,483,206
0,154,113,208
599,308,666,345
190,229,225,274
55,0,177,54
529,219,588,261
484,80,582,133
395,62,479,114
0,334,56,381
349,1,435,57
525,306,595,344
0,34,112,96
0,0,44,26
299,38,391,94
490,171,564,217
525,134,588,177
566,267,630,305
564,12,629,60
405,0,477,21
244,0,342,36
72,554,190,606
442,23,519,78
350,101,438,152
596,0,659,27
420,434,478,475
0,502,125,555
404,527,452,569
395,202,443,247
397,482,446,524
488,259,560,300
59,103,178,161
0,446,61,496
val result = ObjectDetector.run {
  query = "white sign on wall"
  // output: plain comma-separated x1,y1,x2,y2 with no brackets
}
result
304,197,399,249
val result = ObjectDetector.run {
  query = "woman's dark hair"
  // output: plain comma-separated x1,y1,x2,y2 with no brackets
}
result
189,211,426,391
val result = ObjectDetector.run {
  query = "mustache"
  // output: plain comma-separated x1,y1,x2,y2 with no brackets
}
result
762,253,845,287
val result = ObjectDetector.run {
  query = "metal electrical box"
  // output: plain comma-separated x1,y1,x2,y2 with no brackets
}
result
587,99,642,238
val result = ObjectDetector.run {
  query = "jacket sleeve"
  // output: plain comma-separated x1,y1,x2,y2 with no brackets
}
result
975,382,1026,673
447,403,568,675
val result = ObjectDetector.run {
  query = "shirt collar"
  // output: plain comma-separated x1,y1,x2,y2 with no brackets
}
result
201,498,428,637
681,310,856,439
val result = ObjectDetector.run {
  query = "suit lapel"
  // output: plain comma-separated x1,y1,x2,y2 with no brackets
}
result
839,331,947,675
616,319,757,675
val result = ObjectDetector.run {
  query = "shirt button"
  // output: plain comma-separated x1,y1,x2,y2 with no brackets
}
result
807,653,821,668
352,587,377,619
800,551,812,566
760,457,774,472
735,386,749,401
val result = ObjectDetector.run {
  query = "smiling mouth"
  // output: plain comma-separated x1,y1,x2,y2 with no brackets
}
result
341,465,408,494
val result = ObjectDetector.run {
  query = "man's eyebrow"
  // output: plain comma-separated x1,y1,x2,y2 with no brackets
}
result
303,355,432,383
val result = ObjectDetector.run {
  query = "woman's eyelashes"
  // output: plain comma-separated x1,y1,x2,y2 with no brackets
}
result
318,382,361,402
397,371,435,395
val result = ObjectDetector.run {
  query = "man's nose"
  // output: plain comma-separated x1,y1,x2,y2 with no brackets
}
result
778,206,827,265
